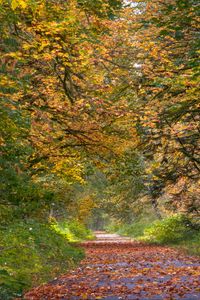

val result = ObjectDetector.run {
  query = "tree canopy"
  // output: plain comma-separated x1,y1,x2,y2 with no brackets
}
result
0,0,199,297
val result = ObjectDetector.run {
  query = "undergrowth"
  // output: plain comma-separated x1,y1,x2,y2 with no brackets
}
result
109,214,200,256
0,220,90,300
51,220,94,242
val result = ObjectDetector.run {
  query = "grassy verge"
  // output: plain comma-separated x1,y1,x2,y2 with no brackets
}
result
0,220,93,299
51,220,94,242
108,214,200,256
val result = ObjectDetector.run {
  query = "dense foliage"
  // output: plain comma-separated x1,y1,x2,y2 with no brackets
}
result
0,221,85,299
108,214,200,255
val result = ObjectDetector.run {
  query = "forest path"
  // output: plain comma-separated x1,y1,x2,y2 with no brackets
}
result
91,231,133,243
25,232,200,300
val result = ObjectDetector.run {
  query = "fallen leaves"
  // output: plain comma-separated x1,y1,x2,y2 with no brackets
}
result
24,234,200,299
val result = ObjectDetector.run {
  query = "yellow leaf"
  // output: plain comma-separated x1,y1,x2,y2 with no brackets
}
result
11,0,27,10
11,0,18,9
19,0,27,8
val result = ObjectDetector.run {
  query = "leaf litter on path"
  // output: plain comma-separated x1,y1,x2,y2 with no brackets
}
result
24,233,200,300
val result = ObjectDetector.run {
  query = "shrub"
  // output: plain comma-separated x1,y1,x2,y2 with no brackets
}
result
51,220,94,242
106,217,156,238
142,214,195,244
0,221,84,299
175,231,200,256
118,221,151,238
105,221,122,233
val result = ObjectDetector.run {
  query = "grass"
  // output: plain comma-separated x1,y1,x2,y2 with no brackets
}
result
0,219,94,299
108,214,200,256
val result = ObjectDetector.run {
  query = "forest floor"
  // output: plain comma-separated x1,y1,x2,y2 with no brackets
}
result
24,232,200,300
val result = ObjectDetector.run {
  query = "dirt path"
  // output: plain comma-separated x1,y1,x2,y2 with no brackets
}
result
25,232,200,300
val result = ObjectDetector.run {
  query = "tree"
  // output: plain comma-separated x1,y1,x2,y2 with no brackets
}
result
132,0,200,213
